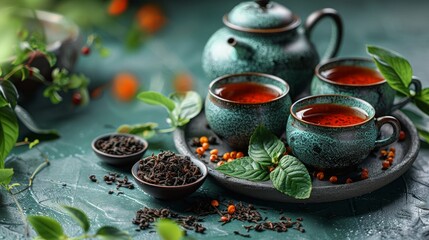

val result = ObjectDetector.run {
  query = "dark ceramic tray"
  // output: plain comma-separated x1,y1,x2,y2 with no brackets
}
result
174,111,420,203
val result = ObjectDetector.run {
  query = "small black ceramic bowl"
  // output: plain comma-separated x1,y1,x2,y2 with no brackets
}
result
91,133,148,166
131,155,208,200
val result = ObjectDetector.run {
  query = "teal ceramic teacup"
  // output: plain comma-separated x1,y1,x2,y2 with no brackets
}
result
205,72,292,150
286,95,400,171
311,58,422,116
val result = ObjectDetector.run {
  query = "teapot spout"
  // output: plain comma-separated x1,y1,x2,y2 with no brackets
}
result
227,38,253,59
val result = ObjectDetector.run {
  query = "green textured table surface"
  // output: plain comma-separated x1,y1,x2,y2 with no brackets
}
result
2,0,429,239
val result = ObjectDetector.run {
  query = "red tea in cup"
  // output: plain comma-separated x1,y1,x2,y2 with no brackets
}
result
215,82,281,103
321,65,384,85
296,103,368,126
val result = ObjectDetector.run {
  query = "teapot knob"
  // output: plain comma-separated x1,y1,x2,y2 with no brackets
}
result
255,0,269,8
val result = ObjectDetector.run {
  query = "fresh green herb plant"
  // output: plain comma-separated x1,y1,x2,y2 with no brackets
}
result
216,126,312,199
28,205,131,240
117,91,202,138
367,45,429,141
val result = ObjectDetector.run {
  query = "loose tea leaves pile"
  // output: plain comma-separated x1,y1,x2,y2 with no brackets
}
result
137,151,202,186
94,135,145,155
133,197,305,236
88,172,134,194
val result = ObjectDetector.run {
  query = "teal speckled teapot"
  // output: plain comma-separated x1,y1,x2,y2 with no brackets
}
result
202,0,343,98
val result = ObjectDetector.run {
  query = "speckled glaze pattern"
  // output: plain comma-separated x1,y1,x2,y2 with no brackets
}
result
202,2,343,98
286,95,399,170
310,58,396,116
205,73,292,150
202,28,318,98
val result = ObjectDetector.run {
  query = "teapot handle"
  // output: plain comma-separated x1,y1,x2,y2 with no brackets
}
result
305,8,343,61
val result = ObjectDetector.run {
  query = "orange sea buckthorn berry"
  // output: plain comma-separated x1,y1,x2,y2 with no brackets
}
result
202,142,210,150
112,72,139,102
210,154,217,162
329,176,338,183
108,0,128,16
399,130,406,141
389,147,396,152
173,73,193,93
346,178,353,184
210,149,218,155
211,199,219,207
223,152,230,160
380,150,388,157
220,216,229,222
361,171,369,180
316,172,324,180
200,136,209,144
387,157,394,163
227,158,234,163
217,161,225,167
136,4,166,33
230,151,237,159
227,205,236,215
382,160,390,169
387,151,395,158
236,152,244,159
196,147,205,155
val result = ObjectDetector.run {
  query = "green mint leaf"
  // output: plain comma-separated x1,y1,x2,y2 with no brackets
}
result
138,91,176,112
248,125,286,166
95,226,131,240
27,216,66,240
367,45,413,96
45,52,57,67
62,206,90,233
0,105,18,168
156,219,185,240
216,157,270,181
414,88,429,115
169,91,202,126
15,105,60,140
0,168,14,186
0,79,19,109
270,155,312,199
117,122,159,139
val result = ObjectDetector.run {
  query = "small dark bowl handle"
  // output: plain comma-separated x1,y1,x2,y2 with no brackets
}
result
391,77,422,112
305,8,343,61
374,116,401,148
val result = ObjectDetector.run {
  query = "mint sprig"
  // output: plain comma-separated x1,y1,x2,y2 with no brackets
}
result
216,125,312,199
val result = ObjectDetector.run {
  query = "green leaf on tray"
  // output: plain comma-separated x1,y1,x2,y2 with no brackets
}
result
28,216,66,240
95,226,131,240
248,125,286,166
0,105,18,168
0,168,14,187
367,45,413,96
138,91,176,112
62,205,90,233
414,88,429,115
156,219,184,240
270,155,312,199
15,105,60,140
216,157,270,182
169,91,202,126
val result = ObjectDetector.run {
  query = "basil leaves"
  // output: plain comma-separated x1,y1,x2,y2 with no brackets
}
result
216,125,312,199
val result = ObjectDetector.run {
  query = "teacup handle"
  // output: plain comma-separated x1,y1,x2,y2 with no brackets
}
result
374,116,401,148
305,8,343,61
391,77,423,112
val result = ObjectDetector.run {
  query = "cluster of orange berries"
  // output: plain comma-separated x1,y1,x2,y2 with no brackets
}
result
210,199,236,223
380,147,396,170
192,136,244,166
315,168,369,184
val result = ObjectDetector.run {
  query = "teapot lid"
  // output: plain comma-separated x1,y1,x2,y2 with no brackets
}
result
224,0,301,33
